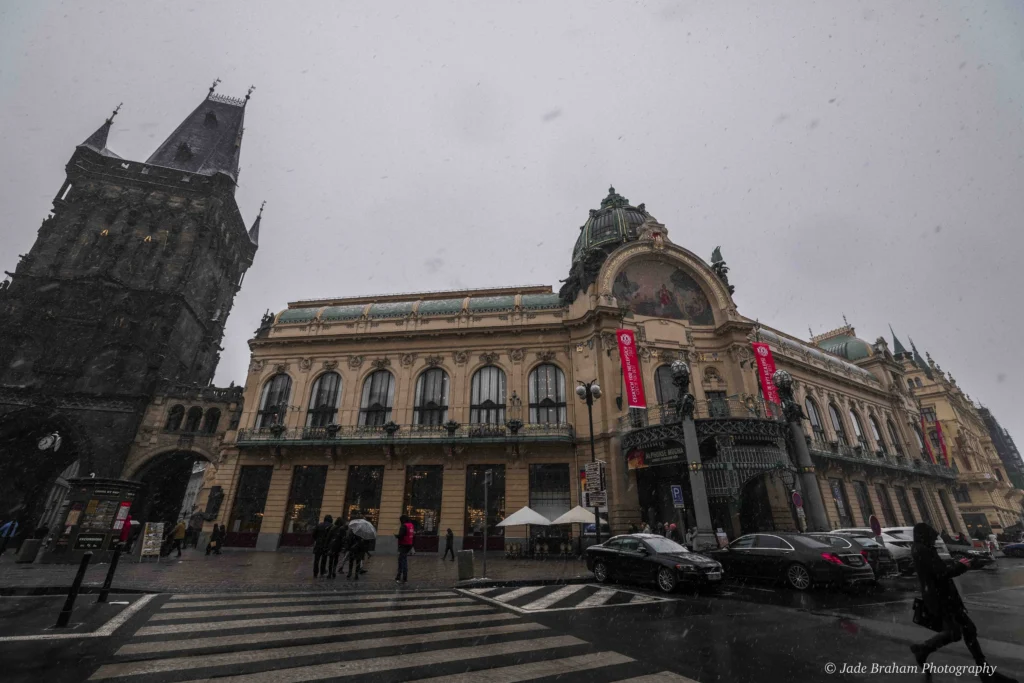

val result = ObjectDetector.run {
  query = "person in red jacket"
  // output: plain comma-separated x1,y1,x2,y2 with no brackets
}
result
395,515,415,583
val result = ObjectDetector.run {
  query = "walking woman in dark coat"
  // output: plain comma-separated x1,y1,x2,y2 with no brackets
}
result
312,515,333,578
326,518,347,579
910,522,1009,681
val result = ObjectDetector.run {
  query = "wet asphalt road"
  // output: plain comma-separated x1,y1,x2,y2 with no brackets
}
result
1,558,1021,682
533,560,1024,682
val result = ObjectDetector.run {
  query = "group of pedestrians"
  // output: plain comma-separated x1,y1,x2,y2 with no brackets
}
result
312,515,370,580
633,521,696,548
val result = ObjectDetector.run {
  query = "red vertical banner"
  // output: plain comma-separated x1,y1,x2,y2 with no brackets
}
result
751,342,780,405
920,415,936,464
616,329,647,408
935,421,950,468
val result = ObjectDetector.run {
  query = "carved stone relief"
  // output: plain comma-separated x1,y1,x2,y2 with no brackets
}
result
400,353,416,368
348,356,364,370
425,355,444,367
453,351,469,365
371,358,392,370
480,351,500,365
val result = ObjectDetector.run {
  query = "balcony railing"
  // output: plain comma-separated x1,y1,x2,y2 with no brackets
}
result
807,437,957,479
236,421,575,445
618,397,784,431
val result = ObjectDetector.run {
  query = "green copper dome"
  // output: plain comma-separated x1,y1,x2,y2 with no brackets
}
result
817,334,873,361
570,186,649,263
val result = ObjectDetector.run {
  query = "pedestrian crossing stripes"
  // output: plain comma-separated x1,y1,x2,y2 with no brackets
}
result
92,589,698,682
459,583,671,613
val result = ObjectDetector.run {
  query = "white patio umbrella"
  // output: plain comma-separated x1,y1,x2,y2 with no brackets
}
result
550,505,609,556
497,506,550,557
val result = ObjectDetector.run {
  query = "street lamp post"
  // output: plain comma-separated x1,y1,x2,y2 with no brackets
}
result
576,380,603,546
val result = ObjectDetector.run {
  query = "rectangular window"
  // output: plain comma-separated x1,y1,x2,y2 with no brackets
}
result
912,488,934,527
464,465,505,551
921,407,937,423
280,465,328,547
852,481,875,526
828,478,853,528
875,484,897,527
894,486,915,525
706,391,729,418
529,464,570,538
404,465,443,551
226,466,273,547
343,466,384,529
953,485,971,504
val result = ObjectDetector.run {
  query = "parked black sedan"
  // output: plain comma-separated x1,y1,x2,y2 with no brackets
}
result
707,532,874,590
585,534,725,593
808,533,898,578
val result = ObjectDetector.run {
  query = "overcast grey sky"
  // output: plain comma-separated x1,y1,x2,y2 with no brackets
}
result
1,1,1022,439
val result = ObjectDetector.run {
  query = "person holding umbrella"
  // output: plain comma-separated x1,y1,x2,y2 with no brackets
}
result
346,516,377,580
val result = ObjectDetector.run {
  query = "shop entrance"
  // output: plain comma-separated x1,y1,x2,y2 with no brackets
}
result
635,464,695,533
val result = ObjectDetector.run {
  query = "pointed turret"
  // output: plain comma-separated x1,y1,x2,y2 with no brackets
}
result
145,80,253,185
79,104,122,156
908,337,934,380
248,201,265,245
889,325,908,356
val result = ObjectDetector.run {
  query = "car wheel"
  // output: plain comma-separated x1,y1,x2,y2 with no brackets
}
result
786,563,812,591
593,561,609,583
657,567,678,593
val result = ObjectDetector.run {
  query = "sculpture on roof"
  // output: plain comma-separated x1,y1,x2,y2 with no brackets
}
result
710,246,735,296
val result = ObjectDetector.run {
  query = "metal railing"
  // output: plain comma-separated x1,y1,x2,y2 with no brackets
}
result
618,396,785,431
236,421,575,444
807,437,957,479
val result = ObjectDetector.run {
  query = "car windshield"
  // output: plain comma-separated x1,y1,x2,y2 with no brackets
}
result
854,538,882,548
643,537,689,554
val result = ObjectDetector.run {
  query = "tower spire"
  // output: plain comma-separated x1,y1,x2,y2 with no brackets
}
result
79,103,122,154
889,324,908,356
146,84,248,185
248,201,265,245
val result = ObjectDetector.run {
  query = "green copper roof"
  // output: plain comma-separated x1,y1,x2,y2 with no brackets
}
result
321,304,366,321
889,325,908,355
277,308,320,324
817,334,873,361
571,186,649,263
468,296,515,312
368,301,414,319
520,293,565,310
418,298,464,316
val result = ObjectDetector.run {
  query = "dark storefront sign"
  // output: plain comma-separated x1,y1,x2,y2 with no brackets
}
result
74,533,107,550
41,478,140,564
627,441,686,470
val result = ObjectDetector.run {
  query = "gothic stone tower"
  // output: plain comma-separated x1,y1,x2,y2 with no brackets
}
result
0,86,260,528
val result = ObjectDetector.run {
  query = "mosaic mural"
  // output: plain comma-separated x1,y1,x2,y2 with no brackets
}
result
612,260,715,325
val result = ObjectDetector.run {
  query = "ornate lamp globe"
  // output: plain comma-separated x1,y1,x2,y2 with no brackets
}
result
772,369,793,390
575,385,588,400
590,383,602,399
671,360,690,378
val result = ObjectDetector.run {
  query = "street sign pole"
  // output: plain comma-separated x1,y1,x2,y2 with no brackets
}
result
483,469,492,578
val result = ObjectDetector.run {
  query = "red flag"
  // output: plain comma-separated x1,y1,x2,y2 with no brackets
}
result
920,415,936,464
616,329,647,408
935,421,951,468
751,342,780,404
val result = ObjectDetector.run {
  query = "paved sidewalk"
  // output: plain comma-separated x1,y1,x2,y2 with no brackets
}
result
0,548,592,594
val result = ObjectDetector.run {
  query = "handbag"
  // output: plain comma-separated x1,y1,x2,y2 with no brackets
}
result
912,598,943,632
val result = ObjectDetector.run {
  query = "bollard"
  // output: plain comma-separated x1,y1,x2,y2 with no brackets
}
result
97,548,122,603
55,552,92,628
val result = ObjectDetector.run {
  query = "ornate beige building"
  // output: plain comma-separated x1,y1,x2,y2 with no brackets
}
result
202,187,1014,552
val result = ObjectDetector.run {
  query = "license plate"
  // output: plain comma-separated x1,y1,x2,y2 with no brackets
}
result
707,572,722,580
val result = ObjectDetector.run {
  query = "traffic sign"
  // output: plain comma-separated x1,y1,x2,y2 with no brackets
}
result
791,491,803,509
869,514,881,537
584,491,607,508
670,484,686,509
584,461,605,493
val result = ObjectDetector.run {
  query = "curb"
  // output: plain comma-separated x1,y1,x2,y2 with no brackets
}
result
455,576,593,589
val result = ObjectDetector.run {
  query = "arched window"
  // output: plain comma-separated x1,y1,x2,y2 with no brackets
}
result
914,378,923,388
165,404,184,431
849,409,867,447
202,407,221,434
869,415,885,452
470,366,506,424
184,406,203,432
307,372,342,427
887,420,904,455
928,430,941,452
359,370,395,426
906,379,915,390
414,368,449,426
529,364,566,424
804,398,824,438
828,403,848,444
258,374,292,429
654,365,675,405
